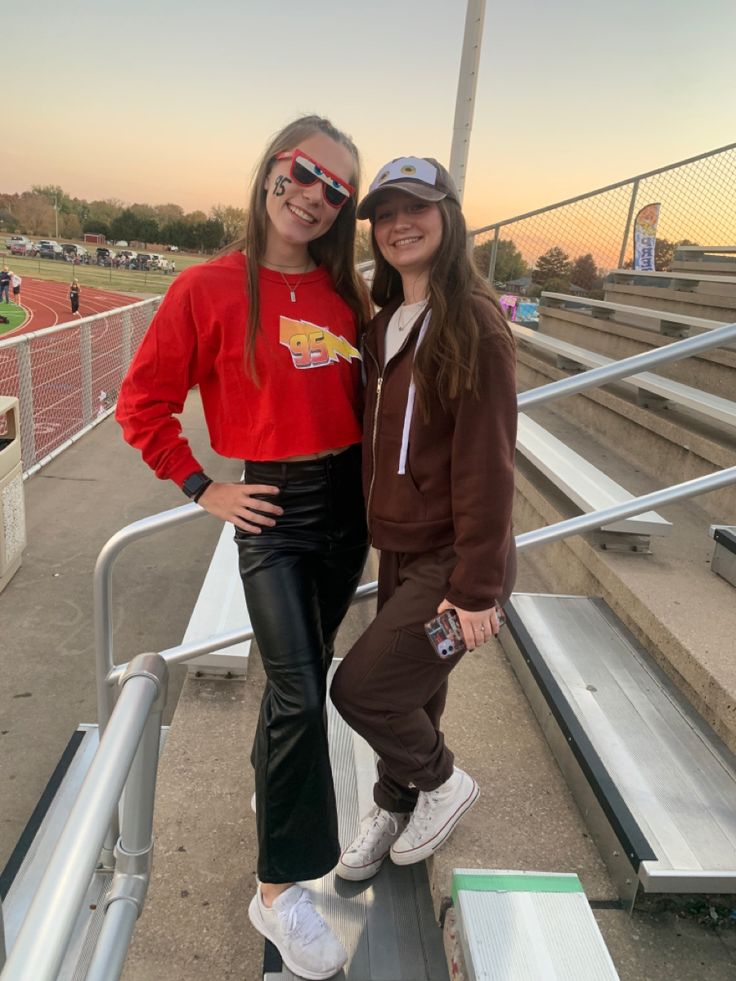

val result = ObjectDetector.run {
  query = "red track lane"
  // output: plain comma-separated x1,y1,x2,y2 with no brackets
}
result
8,278,145,335
0,279,155,463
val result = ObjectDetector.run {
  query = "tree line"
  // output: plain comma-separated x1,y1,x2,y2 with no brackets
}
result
0,185,247,251
473,235,697,295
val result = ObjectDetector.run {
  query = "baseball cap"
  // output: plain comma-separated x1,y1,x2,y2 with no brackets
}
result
357,156,459,220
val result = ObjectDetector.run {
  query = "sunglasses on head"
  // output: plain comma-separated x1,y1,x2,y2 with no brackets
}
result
274,148,355,209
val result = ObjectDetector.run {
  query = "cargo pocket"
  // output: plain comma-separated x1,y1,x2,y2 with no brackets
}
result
377,626,461,711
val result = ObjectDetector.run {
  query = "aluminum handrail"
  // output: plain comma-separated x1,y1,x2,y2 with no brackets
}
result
95,321,736,703
1,654,168,981
516,321,736,410
105,579,379,686
102,464,736,685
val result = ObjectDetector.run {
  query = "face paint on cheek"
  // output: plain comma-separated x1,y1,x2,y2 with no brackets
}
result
273,176,291,197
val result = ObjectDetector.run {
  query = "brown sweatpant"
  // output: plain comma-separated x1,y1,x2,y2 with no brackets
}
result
331,545,470,813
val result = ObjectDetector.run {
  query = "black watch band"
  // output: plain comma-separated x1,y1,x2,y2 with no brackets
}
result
182,471,213,502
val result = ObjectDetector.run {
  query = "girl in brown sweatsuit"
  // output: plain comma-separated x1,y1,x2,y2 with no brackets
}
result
331,156,517,880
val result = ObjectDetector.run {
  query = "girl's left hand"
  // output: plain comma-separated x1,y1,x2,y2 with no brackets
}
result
437,598,501,652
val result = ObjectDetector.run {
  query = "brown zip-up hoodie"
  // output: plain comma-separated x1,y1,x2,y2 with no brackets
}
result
362,292,517,612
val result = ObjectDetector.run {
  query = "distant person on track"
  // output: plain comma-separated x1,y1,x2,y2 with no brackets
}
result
69,279,81,316
10,271,21,304
116,115,370,980
0,267,10,304
330,157,517,882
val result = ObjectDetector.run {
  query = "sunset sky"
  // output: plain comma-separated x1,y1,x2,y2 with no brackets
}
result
6,0,736,229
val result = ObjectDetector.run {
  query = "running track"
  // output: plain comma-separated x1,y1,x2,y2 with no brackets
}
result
8,277,143,335
0,278,156,465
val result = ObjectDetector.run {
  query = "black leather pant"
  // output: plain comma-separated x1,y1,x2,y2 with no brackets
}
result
235,445,368,883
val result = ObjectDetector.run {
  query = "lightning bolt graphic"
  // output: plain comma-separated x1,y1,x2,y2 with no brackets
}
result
280,316,361,369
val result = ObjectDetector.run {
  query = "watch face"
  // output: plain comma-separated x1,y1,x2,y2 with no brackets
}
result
183,472,209,498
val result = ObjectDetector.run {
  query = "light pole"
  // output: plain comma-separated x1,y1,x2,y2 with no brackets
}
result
54,193,59,240
449,0,487,205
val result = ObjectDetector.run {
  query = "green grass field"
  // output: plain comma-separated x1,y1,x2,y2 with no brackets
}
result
2,248,208,296
0,301,26,336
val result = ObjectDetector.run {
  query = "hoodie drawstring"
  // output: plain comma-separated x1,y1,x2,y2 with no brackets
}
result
397,311,431,475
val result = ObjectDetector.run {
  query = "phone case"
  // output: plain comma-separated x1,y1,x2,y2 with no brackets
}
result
424,609,467,659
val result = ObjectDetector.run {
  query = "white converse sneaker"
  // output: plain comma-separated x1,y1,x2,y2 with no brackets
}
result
390,768,479,866
336,805,410,881
248,883,347,980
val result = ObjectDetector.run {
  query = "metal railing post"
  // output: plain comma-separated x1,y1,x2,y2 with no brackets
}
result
93,503,204,864
85,655,168,981
1,656,162,981
618,178,640,269
487,226,500,283
80,322,93,426
15,342,36,469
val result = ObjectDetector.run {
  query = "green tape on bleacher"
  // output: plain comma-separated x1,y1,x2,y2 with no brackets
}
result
452,871,584,904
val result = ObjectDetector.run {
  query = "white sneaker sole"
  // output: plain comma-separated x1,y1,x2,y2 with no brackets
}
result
390,780,480,866
247,894,347,981
335,851,387,882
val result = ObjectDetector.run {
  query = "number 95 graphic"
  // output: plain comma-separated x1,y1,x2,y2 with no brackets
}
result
289,329,330,367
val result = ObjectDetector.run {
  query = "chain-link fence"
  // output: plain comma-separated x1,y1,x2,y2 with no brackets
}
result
470,142,736,299
0,298,159,475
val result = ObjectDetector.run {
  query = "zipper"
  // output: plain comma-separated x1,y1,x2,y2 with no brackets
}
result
366,373,382,534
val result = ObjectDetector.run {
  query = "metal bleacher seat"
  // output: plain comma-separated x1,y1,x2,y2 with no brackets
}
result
499,593,736,909
512,323,736,429
516,413,672,551
606,268,736,296
540,291,731,339
671,246,736,276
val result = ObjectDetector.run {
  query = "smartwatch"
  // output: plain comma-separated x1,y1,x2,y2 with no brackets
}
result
182,471,213,503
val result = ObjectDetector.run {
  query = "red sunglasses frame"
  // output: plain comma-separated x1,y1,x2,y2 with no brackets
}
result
274,148,355,209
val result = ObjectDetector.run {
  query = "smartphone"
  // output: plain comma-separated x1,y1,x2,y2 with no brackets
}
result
424,605,507,658
424,609,467,659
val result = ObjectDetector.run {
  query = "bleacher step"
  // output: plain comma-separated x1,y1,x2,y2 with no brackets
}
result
452,869,619,980
499,594,736,906
261,677,450,980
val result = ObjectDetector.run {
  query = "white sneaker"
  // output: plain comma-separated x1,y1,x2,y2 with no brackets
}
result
248,884,347,980
251,791,256,814
336,806,410,881
390,768,479,866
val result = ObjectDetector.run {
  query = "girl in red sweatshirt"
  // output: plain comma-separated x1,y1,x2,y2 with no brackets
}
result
117,116,369,980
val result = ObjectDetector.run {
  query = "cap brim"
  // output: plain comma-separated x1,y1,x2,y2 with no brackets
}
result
357,181,447,220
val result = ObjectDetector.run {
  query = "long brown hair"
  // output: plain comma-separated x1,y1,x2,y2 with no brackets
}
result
220,115,369,377
370,197,513,417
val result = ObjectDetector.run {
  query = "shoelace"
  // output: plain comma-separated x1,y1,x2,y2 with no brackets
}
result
349,807,398,854
402,789,442,844
281,891,328,946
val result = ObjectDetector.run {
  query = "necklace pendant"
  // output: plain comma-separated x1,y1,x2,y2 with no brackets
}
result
290,289,296,303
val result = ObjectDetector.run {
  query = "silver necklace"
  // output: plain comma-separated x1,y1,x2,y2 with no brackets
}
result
279,270,308,303
397,302,424,332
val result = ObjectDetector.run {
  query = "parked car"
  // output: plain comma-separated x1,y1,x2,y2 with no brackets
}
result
135,253,152,270
62,244,89,261
166,245,179,252
96,247,115,266
6,234,34,253
37,240,64,260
